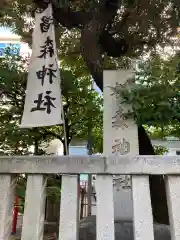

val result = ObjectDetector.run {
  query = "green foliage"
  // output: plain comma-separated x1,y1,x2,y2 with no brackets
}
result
2,0,179,154
0,53,35,155
0,53,103,155
16,174,62,211
120,54,180,128
153,145,168,155
1,0,180,72
92,123,103,153
0,52,103,209
46,175,61,202
145,126,173,140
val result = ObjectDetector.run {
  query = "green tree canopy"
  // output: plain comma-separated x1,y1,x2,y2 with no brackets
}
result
0,52,103,155
120,54,180,127
116,53,180,157
1,0,180,89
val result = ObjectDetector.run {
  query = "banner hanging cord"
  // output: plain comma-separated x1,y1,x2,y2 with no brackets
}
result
61,100,68,155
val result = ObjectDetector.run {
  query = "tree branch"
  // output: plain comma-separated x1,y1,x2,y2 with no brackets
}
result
100,31,129,57
34,0,92,29
80,0,119,89
53,8,92,29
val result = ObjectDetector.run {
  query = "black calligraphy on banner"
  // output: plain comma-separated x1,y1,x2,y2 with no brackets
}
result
36,64,57,86
31,91,56,114
31,8,58,117
40,16,53,33
38,36,54,59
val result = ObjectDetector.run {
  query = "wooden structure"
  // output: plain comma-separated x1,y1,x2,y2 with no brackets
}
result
0,155,179,240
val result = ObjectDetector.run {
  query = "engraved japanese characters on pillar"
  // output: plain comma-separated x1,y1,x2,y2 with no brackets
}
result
112,138,130,155
103,70,139,189
107,75,135,155
112,106,128,130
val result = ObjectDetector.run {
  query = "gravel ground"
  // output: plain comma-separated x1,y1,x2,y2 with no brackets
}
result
11,215,171,240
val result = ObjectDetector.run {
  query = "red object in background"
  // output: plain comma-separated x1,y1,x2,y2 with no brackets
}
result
12,196,19,234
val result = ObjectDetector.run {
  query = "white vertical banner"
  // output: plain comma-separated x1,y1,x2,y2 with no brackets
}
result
20,4,63,128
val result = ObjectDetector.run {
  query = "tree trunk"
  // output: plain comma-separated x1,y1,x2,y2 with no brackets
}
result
138,126,169,224
45,198,60,222
62,141,69,155
34,138,39,155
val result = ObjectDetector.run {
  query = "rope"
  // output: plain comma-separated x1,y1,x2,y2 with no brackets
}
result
61,101,69,155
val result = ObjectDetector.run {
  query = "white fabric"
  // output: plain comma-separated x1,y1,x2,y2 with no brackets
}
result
20,4,63,128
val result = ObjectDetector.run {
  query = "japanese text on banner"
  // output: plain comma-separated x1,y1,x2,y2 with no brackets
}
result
20,4,63,128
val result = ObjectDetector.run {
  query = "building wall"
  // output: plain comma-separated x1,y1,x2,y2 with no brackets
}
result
0,27,30,57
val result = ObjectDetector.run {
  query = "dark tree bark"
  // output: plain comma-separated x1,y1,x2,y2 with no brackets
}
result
34,0,169,225
34,138,41,155
138,126,169,224
45,198,60,222
61,113,72,155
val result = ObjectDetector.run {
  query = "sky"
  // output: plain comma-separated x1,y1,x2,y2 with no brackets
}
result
93,82,102,94
0,26,19,37
0,27,11,33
